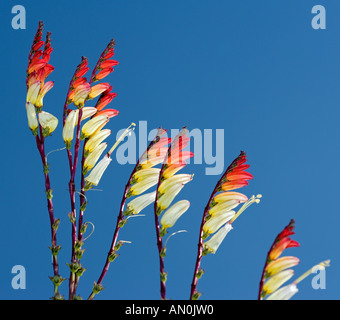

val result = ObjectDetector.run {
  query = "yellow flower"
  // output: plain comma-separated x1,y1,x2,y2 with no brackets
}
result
25,102,38,133
26,80,41,105
63,110,78,148
262,269,294,295
85,154,112,186
126,191,156,215
158,174,193,194
81,114,109,139
203,211,235,235
266,256,300,277
157,183,185,211
83,143,107,172
85,129,111,153
38,111,58,136
160,200,190,229
203,224,233,254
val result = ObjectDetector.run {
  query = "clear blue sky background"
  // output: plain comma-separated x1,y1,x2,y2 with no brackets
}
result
0,0,339,300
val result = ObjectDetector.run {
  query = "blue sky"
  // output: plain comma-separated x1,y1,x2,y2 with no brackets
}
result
0,0,339,300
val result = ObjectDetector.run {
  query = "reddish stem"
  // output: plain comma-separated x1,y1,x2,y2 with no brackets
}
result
88,131,165,300
34,125,60,296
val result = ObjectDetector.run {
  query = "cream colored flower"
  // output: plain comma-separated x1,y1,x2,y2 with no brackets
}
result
160,200,190,229
85,154,112,186
38,111,58,136
126,191,156,215
25,102,38,133
203,224,233,254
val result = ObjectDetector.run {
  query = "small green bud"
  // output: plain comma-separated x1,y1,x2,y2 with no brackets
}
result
80,200,88,212
43,163,50,174
67,262,81,274
159,227,167,237
49,275,66,287
52,219,60,230
191,291,202,300
108,251,119,262
74,240,83,251
68,212,76,223
161,272,167,283
80,223,88,234
118,218,127,228
45,189,53,199
73,295,83,300
160,247,167,258
76,267,87,277
196,268,205,279
75,248,85,260
92,282,104,295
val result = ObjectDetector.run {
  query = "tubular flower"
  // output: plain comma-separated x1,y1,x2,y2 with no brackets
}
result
80,114,109,139
25,102,39,134
89,83,111,99
85,129,111,154
203,210,235,236
85,154,112,187
203,224,233,254
95,109,119,119
83,143,107,173
84,123,136,190
63,110,78,148
128,175,160,197
38,111,58,136
73,83,91,107
125,191,157,215
160,200,190,231
35,81,54,107
96,92,117,111
258,220,330,300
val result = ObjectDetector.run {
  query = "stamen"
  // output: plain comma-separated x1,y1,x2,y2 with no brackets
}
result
108,123,136,155
293,260,330,285
229,194,262,224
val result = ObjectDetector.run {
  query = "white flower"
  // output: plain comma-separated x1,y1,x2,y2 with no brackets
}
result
38,111,58,135
128,175,159,196
25,102,38,132
160,200,190,229
26,80,41,104
157,183,185,211
84,143,107,171
266,284,299,300
203,224,233,254
262,269,295,295
158,174,193,194
63,110,78,147
85,129,111,153
85,154,112,186
81,114,109,139
203,211,235,235
126,191,156,215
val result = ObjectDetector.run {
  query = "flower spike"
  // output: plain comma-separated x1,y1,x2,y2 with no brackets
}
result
258,220,330,300
190,151,260,300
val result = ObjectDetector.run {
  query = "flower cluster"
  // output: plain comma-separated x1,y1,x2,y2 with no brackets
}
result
157,128,194,236
202,151,261,255
25,21,57,136
259,219,330,300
